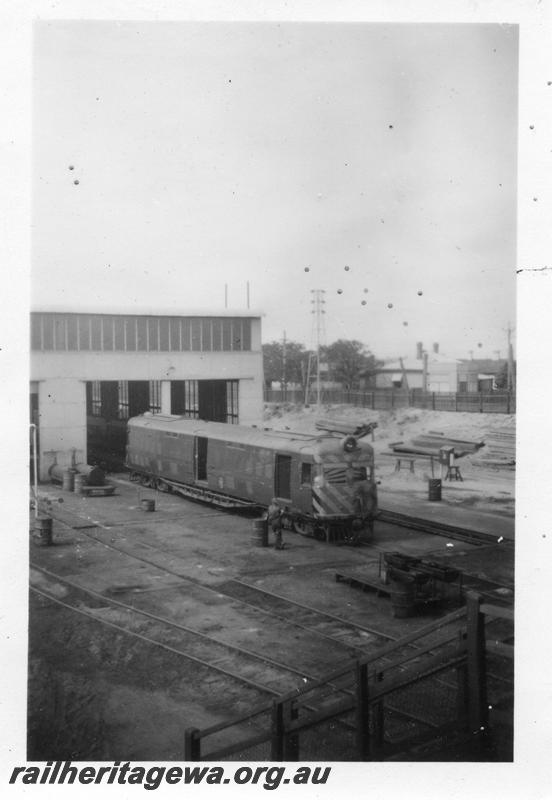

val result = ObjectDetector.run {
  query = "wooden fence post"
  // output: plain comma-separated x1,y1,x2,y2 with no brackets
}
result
284,700,300,760
271,700,285,761
456,630,469,726
432,392,436,411
271,699,299,760
466,593,488,745
372,671,385,758
184,727,201,760
356,662,371,759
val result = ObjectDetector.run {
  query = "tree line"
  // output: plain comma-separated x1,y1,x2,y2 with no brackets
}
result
263,339,381,392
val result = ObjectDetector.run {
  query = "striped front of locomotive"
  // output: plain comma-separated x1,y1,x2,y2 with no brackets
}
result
311,437,377,539
312,465,362,516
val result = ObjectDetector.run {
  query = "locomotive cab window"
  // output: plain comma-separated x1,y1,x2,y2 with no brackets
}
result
300,462,312,485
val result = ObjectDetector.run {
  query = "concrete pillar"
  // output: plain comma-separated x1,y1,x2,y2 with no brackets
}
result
161,380,172,415
38,379,87,480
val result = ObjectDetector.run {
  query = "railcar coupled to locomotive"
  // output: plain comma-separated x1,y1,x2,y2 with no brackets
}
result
125,414,378,543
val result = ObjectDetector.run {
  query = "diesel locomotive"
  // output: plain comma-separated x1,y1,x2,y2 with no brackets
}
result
125,414,378,543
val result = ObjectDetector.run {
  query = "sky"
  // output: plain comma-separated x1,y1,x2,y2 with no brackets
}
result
32,21,518,360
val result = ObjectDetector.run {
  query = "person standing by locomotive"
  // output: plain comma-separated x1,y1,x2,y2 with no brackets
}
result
266,500,287,550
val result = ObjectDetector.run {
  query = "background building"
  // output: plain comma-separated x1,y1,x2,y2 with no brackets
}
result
30,309,264,478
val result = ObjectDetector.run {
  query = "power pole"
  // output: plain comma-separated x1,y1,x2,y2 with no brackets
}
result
505,323,515,392
309,289,326,410
282,330,287,402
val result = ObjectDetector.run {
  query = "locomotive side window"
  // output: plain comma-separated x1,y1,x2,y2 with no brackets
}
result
300,463,312,485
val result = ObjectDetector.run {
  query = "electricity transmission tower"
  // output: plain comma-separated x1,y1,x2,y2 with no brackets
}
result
305,289,326,408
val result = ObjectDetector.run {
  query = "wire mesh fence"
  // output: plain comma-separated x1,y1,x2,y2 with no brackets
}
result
185,599,513,762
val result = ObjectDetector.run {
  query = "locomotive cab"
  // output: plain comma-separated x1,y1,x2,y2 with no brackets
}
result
290,434,377,543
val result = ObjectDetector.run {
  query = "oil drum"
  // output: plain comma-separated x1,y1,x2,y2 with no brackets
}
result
428,478,442,501
34,515,53,546
73,474,85,494
251,518,269,547
389,578,416,618
141,499,156,512
62,469,75,492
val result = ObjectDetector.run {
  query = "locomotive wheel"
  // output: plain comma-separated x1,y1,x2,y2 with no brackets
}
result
343,529,360,546
293,519,315,537
313,525,329,542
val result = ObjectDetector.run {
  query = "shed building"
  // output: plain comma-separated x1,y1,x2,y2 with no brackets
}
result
30,308,264,479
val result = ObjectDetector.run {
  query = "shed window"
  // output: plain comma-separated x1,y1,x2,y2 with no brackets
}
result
78,316,90,350
233,319,243,351
169,318,181,350
67,316,78,350
118,381,129,419
54,316,66,350
191,319,201,351
159,318,170,351
103,317,114,350
91,317,102,350
149,381,162,413
114,317,125,350
126,318,136,350
148,318,159,351
201,319,212,351
42,315,54,350
136,317,147,350
181,319,191,350
212,319,222,351
222,319,232,350
90,381,102,416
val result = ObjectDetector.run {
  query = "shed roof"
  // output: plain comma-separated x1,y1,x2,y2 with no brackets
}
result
31,306,262,318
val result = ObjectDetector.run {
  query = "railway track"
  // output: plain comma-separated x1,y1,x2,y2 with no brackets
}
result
30,564,331,698
49,512,514,666
28,564,468,740
30,535,513,754
216,577,394,649
378,508,514,548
